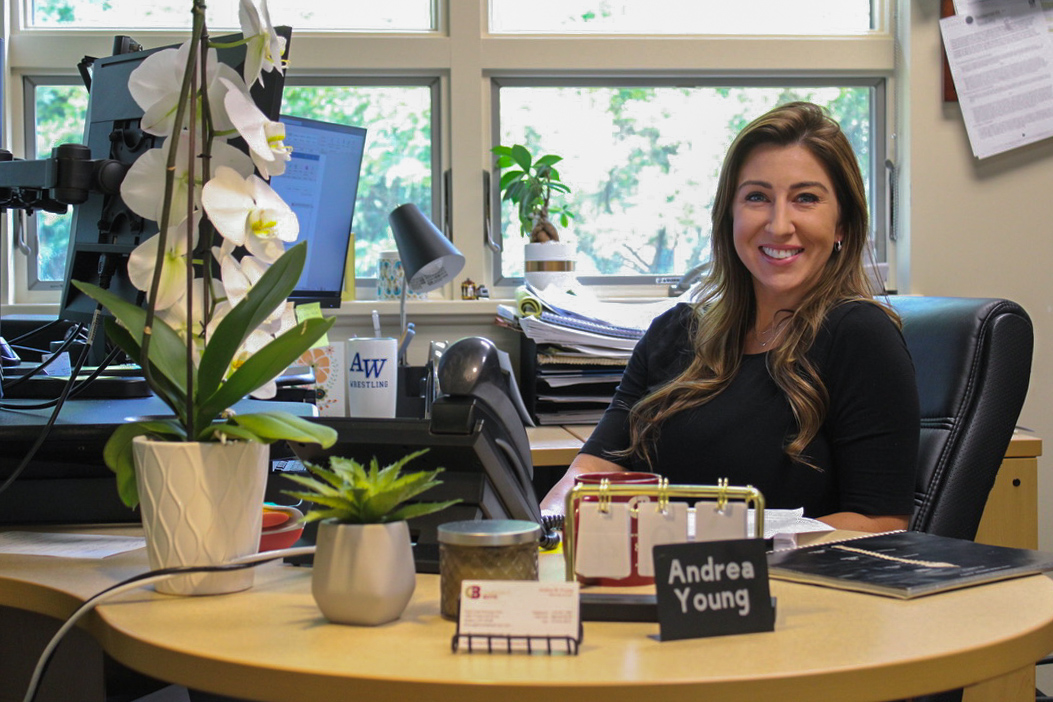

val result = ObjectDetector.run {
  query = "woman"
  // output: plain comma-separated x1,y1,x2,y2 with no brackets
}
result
540,102,918,533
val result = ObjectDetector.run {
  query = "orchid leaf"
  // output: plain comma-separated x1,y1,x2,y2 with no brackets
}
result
196,315,333,422
198,241,307,395
103,319,189,424
225,412,337,447
74,281,190,396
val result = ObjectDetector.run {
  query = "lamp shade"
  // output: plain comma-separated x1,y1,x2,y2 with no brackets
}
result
388,203,465,294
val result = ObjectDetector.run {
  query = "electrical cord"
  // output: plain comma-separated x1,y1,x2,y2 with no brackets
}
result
22,545,317,702
0,312,100,502
0,323,87,399
540,513,564,550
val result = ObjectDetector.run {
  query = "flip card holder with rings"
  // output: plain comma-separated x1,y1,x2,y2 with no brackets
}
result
564,478,766,584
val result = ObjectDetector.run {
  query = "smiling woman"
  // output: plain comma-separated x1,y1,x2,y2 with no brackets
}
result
541,102,919,537
732,143,842,347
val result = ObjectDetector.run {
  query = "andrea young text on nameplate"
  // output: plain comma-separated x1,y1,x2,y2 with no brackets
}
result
653,539,775,641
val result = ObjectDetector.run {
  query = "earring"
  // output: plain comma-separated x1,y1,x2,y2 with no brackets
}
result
834,240,843,253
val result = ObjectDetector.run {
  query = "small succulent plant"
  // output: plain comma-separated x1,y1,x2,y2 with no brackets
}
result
283,449,459,525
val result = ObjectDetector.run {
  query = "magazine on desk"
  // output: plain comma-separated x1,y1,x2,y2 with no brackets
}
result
767,530,1053,599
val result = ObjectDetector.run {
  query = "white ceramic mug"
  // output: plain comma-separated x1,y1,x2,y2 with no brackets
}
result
346,337,398,418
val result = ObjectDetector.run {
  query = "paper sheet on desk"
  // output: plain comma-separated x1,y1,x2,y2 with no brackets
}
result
749,509,834,540
0,531,145,559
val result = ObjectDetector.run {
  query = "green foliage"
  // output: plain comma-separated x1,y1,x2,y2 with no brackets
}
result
282,449,460,525
492,143,573,242
75,241,339,509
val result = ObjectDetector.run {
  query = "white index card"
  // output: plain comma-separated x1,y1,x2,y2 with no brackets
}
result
694,501,749,542
636,502,690,577
574,502,631,579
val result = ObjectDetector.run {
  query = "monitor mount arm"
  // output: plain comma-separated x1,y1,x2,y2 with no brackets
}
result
0,143,128,396
0,143,128,215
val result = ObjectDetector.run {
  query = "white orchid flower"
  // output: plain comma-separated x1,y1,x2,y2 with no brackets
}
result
220,252,270,307
126,212,203,310
201,165,299,263
239,0,287,87
121,136,254,225
128,41,244,137
220,77,290,179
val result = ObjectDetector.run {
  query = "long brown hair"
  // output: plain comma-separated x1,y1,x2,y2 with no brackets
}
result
623,101,895,468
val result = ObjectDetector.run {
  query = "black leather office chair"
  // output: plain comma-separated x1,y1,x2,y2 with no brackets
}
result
886,296,1033,542
886,296,1034,702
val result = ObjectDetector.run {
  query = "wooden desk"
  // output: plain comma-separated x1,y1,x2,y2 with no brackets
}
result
2,532,1053,702
526,426,583,467
533,427,1044,551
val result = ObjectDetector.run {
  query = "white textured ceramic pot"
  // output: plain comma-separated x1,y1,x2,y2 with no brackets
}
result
524,241,576,290
132,436,268,596
311,520,416,626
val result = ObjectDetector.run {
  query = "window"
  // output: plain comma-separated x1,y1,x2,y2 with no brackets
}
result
24,77,89,289
494,83,881,284
280,82,436,281
6,0,892,304
27,0,436,31
490,0,874,35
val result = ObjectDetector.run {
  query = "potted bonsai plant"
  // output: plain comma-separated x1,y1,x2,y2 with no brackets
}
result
72,0,338,596
283,449,459,625
492,143,576,288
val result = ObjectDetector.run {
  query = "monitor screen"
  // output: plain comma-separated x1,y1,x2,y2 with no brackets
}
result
269,115,366,308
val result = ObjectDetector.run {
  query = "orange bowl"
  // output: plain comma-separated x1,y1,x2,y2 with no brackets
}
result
259,505,305,552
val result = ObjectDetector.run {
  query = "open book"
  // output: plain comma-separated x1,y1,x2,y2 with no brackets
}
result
767,530,1053,599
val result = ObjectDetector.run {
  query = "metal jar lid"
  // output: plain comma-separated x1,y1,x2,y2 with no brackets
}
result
437,519,541,547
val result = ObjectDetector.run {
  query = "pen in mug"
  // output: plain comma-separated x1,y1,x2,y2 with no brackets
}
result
372,309,381,337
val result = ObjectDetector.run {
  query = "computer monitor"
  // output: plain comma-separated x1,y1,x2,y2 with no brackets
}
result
268,115,366,308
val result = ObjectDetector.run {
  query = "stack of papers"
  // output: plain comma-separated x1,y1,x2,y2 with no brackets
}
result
499,284,683,425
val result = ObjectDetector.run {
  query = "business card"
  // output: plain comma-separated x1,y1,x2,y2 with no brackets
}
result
457,580,580,643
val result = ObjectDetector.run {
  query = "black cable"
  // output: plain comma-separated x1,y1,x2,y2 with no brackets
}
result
5,318,69,346
0,323,86,398
23,545,317,702
540,512,564,550
0,313,100,501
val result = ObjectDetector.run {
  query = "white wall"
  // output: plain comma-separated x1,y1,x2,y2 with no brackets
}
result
902,0,1053,549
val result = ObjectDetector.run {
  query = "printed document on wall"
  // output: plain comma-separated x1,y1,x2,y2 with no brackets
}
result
940,0,1053,158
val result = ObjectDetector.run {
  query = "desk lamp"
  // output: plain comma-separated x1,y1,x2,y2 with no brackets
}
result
388,202,465,354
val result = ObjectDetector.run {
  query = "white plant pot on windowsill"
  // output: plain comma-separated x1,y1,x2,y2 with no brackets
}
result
524,241,577,290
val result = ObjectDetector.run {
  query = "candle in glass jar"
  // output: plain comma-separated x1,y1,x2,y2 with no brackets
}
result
437,520,541,620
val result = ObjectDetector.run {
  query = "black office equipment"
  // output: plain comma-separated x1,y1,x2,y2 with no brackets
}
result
888,296,1033,541
284,337,544,572
0,397,316,525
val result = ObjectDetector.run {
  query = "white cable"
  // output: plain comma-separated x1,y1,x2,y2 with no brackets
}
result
22,545,316,702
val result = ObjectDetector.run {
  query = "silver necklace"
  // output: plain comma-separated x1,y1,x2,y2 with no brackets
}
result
755,316,788,348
